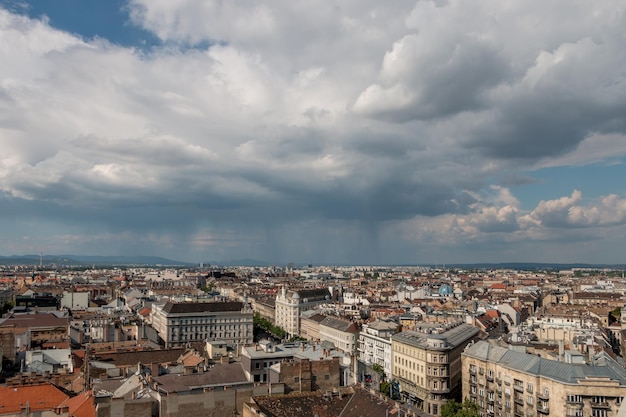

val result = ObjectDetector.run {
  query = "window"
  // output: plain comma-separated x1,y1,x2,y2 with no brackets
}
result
294,377,300,383
592,410,607,417
527,396,533,405
527,383,533,392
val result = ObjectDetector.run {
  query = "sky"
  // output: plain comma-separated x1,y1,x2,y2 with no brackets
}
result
1,0,626,265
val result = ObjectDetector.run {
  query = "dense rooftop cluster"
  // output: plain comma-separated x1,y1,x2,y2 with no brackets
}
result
1,264,626,417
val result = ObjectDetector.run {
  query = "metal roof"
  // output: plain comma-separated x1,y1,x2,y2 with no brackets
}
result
463,341,626,385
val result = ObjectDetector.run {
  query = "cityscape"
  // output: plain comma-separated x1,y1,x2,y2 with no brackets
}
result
1,262,626,417
2,1,626,417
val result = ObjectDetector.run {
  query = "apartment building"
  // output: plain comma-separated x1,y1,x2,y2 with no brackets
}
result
391,323,482,416
319,316,359,353
151,301,253,348
275,287,331,337
358,319,399,379
462,341,626,417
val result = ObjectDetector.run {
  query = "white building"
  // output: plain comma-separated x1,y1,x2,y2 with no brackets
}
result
275,287,331,337
151,301,253,348
358,320,399,379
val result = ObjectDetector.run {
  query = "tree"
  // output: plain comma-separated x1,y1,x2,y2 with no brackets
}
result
441,399,479,417
372,363,385,379
0,300,14,316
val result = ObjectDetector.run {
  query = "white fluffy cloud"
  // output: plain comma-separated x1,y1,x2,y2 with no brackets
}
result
2,2,626,263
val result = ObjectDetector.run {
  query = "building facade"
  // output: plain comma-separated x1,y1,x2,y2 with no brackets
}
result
274,287,331,337
319,316,359,353
358,320,399,380
462,341,626,417
391,323,481,416
151,301,253,348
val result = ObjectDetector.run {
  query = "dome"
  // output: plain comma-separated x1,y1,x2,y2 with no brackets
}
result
438,284,453,296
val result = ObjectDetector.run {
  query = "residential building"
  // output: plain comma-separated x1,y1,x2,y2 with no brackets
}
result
358,319,399,380
300,311,326,342
241,340,351,385
0,383,70,417
151,301,253,348
243,386,397,417
153,362,274,417
275,287,331,337
462,340,626,417
268,356,341,393
0,312,69,349
319,316,360,353
391,323,482,416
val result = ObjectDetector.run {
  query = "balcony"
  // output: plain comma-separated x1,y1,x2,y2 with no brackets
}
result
515,411,524,417
470,368,477,375
514,397,524,406
495,378,502,385
536,392,549,401
431,387,451,394
590,401,610,409
537,406,549,414
487,374,494,382
514,385,524,393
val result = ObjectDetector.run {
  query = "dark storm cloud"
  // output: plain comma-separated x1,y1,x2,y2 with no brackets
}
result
3,2,626,263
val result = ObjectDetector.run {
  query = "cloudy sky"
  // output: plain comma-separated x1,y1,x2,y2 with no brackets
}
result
1,0,626,265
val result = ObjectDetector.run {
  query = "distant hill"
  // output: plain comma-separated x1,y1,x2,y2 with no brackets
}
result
0,254,194,267
435,262,626,271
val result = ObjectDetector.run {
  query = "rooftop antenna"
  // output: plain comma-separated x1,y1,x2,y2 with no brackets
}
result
40,251,43,268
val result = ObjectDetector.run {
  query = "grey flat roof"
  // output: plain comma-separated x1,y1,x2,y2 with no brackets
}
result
463,341,626,385
242,342,347,362
392,323,479,349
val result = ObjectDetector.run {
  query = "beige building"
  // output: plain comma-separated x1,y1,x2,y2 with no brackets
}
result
319,316,360,353
391,323,481,416
300,312,326,342
151,301,253,348
462,341,626,417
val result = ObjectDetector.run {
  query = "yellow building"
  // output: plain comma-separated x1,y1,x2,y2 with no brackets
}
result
391,323,481,415
462,341,626,417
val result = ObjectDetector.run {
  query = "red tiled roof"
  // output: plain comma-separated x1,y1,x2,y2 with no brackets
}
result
0,383,69,414
137,306,152,317
61,391,95,417
485,310,500,319
489,283,506,290
2,313,68,329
